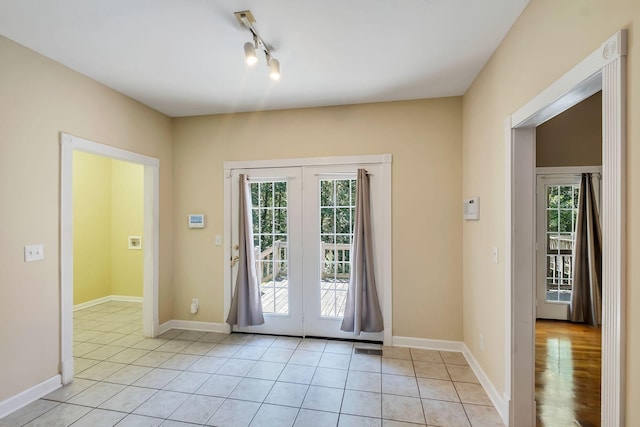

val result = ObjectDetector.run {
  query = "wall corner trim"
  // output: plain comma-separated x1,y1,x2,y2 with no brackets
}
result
0,375,61,419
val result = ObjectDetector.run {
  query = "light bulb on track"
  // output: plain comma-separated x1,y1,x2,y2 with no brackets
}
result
269,58,281,80
244,41,257,66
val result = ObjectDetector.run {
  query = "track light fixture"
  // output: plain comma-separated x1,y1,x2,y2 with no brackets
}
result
234,10,281,80
243,35,258,66
269,58,281,80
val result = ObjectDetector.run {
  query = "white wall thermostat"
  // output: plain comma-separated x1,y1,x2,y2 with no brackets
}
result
188,214,205,228
463,197,480,220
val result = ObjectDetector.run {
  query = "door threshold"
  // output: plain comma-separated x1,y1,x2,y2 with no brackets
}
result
231,331,383,346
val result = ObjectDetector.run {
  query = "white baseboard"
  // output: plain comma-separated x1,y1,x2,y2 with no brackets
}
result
73,295,143,311
158,320,231,335
73,296,111,311
392,336,466,352
0,375,61,419
462,344,508,425
110,295,143,303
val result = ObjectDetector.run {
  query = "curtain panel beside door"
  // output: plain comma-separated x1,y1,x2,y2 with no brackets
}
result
569,173,602,326
226,174,265,327
341,169,384,334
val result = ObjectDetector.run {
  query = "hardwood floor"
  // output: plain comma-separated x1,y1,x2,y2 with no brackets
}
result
535,319,601,427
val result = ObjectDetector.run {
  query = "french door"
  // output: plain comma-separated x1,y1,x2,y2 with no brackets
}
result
230,167,304,335
227,162,386,341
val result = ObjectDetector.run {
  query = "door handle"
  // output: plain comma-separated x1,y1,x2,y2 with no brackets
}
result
230,255,239,267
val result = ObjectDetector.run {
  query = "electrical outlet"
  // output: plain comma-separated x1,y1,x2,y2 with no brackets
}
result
480,334,484,351
24,244,44,262
190,298,199,314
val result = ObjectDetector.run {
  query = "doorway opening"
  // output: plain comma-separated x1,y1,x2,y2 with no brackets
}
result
533,92,603,425
60,133,160,384
506,30,626,426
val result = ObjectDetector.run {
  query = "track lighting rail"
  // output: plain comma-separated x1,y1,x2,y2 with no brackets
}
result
234,10,281,80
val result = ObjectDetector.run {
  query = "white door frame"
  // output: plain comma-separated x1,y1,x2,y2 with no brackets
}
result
60,132,160,384
505,30,626,426
224,154,393,345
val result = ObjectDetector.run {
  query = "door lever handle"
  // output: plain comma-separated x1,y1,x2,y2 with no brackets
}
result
230,255,239,267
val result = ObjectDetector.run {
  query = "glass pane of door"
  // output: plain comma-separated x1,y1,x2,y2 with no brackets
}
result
251,180,289,315
319,178,356,318
545,184,579,303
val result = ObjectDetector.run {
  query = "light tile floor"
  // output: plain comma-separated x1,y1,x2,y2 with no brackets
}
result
0,301,503,426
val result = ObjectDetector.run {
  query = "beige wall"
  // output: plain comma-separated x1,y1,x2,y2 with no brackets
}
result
172,99,463,340
462,0,639,422
536,91,602,167
0,35,173,401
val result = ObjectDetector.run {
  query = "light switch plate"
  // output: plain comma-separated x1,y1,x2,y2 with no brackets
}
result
24,244,44,262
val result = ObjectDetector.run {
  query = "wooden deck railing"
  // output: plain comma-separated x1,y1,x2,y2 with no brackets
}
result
254,241,352,283
254,240,287,282
547,254,573,291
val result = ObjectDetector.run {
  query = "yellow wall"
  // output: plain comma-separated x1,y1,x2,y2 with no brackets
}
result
462,0,639,422
73,151,112,304
111,159,144,298
536,91,602,167
72,153,144,305
172,98,464,340
0,34,173,401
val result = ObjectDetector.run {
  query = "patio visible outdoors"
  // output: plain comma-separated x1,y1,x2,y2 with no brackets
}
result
260,279,350,318
256,242,351,318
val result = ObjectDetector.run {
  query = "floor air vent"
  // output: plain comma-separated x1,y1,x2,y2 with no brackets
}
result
354,348,383,356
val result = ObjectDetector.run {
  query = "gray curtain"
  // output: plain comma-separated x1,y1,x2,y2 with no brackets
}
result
226,174,265,327
569,173,602,326
341,169,384,334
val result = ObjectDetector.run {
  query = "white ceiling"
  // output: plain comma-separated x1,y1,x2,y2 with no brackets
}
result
0,0,529,117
